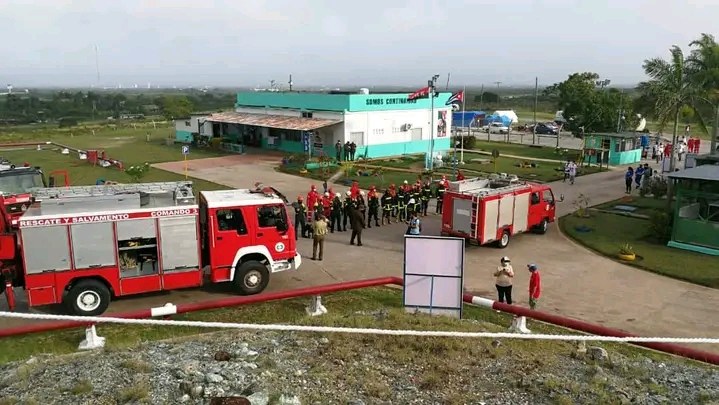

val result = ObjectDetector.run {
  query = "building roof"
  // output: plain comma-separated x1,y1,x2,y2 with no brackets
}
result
668,164,719,181
200,189,285,208
588,132,641,139
207,112,342,131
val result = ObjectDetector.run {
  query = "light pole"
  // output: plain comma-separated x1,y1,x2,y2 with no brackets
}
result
427,74,440,171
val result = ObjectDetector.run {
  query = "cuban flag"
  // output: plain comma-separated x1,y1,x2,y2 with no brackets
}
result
446,91,464,106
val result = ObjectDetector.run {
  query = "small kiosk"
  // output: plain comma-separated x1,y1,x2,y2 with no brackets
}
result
582,132,643,167
667,164,719,256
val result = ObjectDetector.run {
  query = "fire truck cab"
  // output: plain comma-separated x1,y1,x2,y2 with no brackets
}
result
440,175,556,248
10,181,300,316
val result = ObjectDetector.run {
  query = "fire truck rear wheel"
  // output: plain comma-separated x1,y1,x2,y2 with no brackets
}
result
497,230,510,249
65,280,111,316
234,261,270,295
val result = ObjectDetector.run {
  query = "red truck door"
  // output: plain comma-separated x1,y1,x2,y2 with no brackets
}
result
254,204,294,262
527,186,555,228
207,207,253,282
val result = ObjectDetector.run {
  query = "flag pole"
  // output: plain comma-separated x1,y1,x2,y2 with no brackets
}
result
429,79,435,171
461,85,466,164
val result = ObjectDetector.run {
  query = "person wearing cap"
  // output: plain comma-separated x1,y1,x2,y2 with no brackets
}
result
292,195,307,240
330,192,343,233
342,191,352,231
311,214,329,261
367,187,381,228
494,257,514,304
527,264,542,309
381,189,393,225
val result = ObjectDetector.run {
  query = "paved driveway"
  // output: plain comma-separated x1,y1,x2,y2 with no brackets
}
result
4,154,716,355
149,155,719,353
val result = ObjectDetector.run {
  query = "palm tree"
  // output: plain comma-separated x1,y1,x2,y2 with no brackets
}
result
638,46,703,171
687,33,719,154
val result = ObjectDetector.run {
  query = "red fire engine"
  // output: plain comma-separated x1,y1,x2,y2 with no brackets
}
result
0,181,301,316
440,175,557,248
0,161,69,218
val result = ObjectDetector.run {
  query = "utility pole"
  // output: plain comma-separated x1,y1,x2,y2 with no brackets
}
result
533,77,538,145
445,73,450,91
494,81,501,90
427,74,440,171
288,74,293,91
94,45,100,84
616,90,624,133
479,84,484,106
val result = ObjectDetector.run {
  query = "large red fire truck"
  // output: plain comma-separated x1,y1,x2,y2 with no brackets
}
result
0,181,301,316
0,161,68,218
440,175,557,248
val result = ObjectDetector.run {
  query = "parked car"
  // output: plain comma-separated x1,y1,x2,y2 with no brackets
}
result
483,122,509,134
531,123,558,135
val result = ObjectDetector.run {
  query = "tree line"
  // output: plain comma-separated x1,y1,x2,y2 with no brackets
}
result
0,90,236,124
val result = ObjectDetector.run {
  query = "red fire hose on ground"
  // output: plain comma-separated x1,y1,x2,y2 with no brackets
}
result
0,276,717,366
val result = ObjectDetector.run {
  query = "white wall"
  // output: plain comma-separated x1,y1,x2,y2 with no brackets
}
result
343,108,452,146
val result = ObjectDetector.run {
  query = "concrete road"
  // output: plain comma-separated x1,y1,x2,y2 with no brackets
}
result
2,153,717,355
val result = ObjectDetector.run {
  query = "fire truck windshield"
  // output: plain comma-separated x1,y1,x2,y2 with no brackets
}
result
0,172,44,195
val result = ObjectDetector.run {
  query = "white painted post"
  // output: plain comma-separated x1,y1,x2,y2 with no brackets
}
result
306,295,327,317
508,316,532,334
78,325,106,350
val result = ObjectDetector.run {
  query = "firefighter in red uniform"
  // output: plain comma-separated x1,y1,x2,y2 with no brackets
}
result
367,187,380,228
307,185,320,220
322,192,332,218
456,170,465,181
350,180,360,199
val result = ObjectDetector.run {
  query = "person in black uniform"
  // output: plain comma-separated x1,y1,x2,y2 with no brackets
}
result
330,192,343,233
421,181,431,216
342,191,352,231
381,189,393,225
436,180,446,214
292,195,307,239
367,189,380,228
397,187,407,223
410,184,421,216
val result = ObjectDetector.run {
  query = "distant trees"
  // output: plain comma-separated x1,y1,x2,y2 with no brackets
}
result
158,95,194,120
544,72,634,134
0,90,234,123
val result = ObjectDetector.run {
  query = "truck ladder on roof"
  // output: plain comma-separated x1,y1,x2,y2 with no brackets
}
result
29,181,194,199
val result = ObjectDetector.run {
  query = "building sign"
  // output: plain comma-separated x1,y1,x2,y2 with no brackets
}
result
365,97,418,106
19,207,200,228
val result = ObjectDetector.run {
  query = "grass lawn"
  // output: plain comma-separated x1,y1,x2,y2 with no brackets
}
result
595,196,672,217
513,109,556,123
0,287,683,366
0,125,228,191
468,140,581,161
278,163,422,190
560,210,719,289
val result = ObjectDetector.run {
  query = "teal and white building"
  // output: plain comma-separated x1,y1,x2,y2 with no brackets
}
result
198,90,453,159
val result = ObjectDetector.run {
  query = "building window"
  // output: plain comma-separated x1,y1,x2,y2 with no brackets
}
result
373,128,384,136
392,127,401,133
185,121,191,126
284,131,302,142
301,112,313,118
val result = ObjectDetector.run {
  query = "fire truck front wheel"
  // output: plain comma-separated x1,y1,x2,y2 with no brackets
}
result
234,261,270,295
65,280,111,316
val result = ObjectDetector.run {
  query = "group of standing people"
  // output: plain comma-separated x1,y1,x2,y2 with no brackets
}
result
624,163,654,194
494,256,542,310
335,140,358,162
291,176,451,260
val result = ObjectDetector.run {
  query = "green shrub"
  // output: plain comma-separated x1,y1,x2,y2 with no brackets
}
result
649,176,668,199
648,210,673,243
452,135,476,150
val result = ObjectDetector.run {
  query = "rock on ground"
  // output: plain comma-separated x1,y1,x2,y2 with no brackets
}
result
0,330,717,405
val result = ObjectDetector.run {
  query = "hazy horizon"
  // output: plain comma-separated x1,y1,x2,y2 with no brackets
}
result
1,1,717,89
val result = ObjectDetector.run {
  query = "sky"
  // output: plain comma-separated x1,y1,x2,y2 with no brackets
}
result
1,0,718,88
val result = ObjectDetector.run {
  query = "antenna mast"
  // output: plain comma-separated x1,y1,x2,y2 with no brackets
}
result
94,44,100,84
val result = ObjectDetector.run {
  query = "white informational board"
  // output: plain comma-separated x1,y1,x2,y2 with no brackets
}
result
403,235,465,319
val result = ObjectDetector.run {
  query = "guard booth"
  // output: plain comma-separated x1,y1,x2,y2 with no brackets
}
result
582,132,643,167
667,164,719,256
